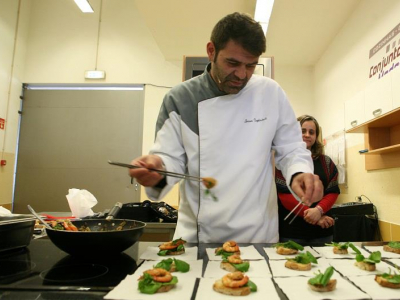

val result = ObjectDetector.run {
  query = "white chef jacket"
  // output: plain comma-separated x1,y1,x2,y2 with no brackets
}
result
145,66,313,243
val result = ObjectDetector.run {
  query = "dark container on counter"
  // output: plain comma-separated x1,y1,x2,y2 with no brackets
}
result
0,215,36,252
118,201,177,223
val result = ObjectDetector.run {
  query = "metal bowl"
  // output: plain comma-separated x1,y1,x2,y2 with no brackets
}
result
0,215,36,252
45,219,146,256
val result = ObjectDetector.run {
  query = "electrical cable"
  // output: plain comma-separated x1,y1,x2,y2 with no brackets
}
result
360,194,382,241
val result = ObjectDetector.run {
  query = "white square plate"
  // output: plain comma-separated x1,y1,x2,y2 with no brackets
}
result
206,245,264,261
363,245,400,259
329,258,397,276
269,258,332,277
134,259,203,278
203,260,271,278
263,246,320,260
274,275,369,300
139,246,198,261
313,246,371,259
195,276,280,300
348,275,400,300
104,273,196,300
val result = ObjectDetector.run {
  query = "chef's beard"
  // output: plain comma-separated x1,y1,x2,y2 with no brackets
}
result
211,63,249,94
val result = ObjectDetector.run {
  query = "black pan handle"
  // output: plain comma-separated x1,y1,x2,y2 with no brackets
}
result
106,202,122,220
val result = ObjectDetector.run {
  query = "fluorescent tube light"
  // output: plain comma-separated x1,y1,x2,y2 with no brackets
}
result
26,85,144,91
85,70,106,79
254,0,275,35
74,0,94,13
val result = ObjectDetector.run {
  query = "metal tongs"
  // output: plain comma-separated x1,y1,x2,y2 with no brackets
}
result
284,186,306,225
108,160,204,183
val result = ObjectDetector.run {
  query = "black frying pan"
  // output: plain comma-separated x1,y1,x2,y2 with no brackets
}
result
45,219,146,256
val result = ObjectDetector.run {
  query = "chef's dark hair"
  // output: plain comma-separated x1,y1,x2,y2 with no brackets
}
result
298,115,324,158
210,12,266,59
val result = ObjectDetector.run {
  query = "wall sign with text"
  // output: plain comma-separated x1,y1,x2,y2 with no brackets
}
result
369,22,400,79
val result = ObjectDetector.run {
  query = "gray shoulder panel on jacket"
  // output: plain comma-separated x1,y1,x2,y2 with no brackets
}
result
156,67,225,136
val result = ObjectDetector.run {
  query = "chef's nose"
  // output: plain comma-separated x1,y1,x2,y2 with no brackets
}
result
235,65,247,79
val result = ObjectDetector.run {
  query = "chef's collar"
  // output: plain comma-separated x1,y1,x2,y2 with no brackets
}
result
204,63,227,96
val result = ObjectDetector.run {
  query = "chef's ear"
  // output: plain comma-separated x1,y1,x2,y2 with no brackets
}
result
207,42,216,62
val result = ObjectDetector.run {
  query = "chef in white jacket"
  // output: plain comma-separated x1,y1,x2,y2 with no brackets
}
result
129,12,323,243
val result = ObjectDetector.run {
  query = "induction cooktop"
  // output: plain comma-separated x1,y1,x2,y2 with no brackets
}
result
0,237,140,299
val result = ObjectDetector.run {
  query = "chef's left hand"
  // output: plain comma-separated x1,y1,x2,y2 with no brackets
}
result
290,173,323,206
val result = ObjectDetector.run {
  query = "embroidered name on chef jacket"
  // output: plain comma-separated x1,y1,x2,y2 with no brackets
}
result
244,117,267,123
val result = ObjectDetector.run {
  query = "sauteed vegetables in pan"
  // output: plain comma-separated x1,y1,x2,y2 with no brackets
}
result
48,219,129,232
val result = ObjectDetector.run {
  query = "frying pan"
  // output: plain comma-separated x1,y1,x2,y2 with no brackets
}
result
45,219,146,256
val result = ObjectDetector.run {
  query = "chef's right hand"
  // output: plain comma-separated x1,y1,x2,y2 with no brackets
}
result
303,207,321,225
290,173,323,206
129,155,164,187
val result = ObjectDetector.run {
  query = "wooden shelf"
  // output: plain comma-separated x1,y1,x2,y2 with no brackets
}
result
346,106,400,134
363,144,400,155
347,107,400,170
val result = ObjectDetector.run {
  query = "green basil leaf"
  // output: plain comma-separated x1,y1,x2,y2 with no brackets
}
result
246,280,257,292
233,262,250,272
217,250,235,258
215,248,223,255
273,241,304,250
326,242,349,249
291,252,313,264
157,250,169,256
210,192,218,201
154,258,173,271
172,238,185,245
292,252,317,264
174,259,190,272
320,266,334,286
349,243,361,255
288,240,304,250
308,267,334,286
325,242,338,247
308,272,323,285
388,241,400,249
368,251,381,263
306,251,318,264
383,274,400,284
164,276,178,285
355,253,365,262
138,273,162,294
363,259,376,264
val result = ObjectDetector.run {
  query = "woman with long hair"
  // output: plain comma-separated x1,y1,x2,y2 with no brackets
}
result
275,115,340,245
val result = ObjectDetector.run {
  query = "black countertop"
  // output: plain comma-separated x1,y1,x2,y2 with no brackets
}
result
0,239,274,299
0,239,390,300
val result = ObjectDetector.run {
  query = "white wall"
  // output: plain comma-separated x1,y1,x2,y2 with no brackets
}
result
23,0,181,85
314,0,400,224
274,65,315,117
0,0,31,205
0,0,183,206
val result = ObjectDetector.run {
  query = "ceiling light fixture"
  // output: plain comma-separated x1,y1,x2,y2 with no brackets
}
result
254,0,275,35
74,0,94,13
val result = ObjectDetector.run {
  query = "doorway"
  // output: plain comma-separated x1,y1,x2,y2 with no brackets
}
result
13,84,144,214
